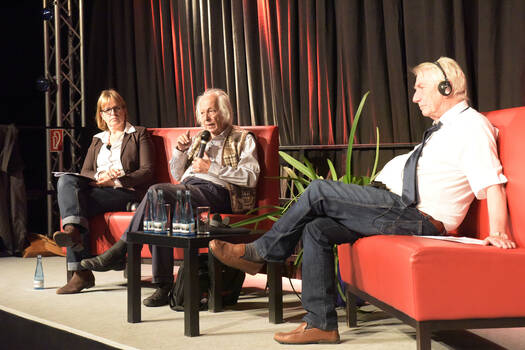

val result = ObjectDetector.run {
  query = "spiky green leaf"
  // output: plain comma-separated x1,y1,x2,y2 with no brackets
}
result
279,151,317,180
327,159,338,181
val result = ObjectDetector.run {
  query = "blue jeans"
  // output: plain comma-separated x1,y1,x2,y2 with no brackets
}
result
253,179,442,330
57,174,140,271
120,178,232,284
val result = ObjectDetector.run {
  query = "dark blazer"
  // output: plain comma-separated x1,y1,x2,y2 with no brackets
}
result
81,126,155,197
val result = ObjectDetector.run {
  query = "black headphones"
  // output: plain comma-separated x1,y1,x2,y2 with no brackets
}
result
433,61,452,96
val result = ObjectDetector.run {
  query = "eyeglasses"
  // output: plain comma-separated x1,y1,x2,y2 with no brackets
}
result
101,106,122,115
200,108,218,117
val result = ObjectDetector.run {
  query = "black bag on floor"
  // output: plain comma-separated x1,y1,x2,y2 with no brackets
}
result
168,254,245,311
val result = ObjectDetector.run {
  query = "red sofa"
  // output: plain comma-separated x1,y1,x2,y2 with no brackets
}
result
338,106,525,349
85,126,279,260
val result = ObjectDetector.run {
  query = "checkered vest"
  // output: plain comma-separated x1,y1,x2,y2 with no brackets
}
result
186,126,257,213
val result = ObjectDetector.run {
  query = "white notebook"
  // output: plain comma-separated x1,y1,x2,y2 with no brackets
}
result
52,172,93,181
420,235,485,245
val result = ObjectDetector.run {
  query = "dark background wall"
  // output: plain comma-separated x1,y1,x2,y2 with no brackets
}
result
1,2,47,234
84,0,525,200
2,0,525,236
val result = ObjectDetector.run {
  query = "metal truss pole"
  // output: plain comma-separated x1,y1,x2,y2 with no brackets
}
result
43,0,85,235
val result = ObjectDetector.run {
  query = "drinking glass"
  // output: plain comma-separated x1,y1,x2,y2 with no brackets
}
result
196,206,210,234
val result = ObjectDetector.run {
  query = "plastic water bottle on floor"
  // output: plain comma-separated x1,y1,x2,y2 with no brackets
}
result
33,255,44,289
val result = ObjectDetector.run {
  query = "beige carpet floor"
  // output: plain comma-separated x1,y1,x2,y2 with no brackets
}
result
0,256,523,349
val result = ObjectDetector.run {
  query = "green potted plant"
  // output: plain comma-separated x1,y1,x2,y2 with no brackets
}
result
232,91,379,302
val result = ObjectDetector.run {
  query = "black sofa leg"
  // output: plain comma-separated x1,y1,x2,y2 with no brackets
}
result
346,290,358,327
416,323,431,350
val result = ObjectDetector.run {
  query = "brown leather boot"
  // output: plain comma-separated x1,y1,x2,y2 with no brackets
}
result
53,224,84,252
80,240,126,271
56,270,95,294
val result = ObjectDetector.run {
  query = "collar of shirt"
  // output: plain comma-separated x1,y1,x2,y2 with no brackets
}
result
204,125,233,163
210,125,232,141
437,101,469,126
93,122,136,143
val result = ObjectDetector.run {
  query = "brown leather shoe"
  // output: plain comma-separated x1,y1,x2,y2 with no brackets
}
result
56,270,95,294
53,224,84,252
209,240,264,275
273,322,340,344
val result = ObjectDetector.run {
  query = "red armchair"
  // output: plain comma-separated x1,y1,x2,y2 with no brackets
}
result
338,106,525,349
86,126,279,260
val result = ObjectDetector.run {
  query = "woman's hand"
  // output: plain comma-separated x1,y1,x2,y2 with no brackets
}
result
91,169,123,187
93,178,116,187
107,168,124,179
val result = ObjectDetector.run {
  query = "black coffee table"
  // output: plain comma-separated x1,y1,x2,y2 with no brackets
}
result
126,230,283,336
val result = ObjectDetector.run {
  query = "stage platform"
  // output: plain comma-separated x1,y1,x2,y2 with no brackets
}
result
1,255,524,349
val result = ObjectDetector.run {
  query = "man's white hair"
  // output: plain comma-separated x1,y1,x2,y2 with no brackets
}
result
195,88,233,126
412,57,468,100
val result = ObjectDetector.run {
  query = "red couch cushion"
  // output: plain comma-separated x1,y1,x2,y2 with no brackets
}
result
340,236,525,320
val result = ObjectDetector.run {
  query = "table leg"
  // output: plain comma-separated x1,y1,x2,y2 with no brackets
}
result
184,247,200,336
127,242,141,323
208,252,223,312
267,262,283,324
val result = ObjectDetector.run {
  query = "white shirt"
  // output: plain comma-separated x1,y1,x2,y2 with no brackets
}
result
93,122,136,187
375,101,507,231
169,125,260,189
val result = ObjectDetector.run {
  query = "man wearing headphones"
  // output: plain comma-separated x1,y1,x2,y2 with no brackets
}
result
209,57,516,345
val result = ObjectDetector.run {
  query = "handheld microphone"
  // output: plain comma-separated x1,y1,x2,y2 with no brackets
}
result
196,130,211,158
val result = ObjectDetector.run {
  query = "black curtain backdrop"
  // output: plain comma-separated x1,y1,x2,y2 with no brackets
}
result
84,0,525,173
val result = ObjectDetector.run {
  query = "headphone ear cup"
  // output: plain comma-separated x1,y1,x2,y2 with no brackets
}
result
438,81,452,96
